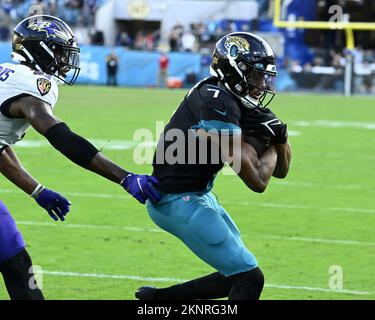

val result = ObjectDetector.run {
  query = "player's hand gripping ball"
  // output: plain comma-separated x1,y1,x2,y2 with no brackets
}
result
240,107,288,156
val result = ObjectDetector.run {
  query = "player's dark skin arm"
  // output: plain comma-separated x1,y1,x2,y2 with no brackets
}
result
273,142,292,179
198,130,277,193
0,146,39,195
233,137,278,192
8,95,128,183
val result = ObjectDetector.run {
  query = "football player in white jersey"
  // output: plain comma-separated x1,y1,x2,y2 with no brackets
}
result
0,15,161,300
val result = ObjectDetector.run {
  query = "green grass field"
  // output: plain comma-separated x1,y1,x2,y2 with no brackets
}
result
0,86,374,300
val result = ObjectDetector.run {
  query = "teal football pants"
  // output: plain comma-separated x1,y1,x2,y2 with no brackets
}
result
146,191,258,277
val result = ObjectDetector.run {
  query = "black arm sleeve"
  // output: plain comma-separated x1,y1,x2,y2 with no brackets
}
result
45,122,99,168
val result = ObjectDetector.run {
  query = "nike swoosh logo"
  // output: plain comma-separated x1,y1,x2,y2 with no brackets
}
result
137,178,143,193
261,119,282,136
214,109,227,117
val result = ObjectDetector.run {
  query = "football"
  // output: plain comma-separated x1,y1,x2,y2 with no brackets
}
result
243,135,271,157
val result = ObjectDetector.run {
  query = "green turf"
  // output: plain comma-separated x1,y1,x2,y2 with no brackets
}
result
0,86,374,300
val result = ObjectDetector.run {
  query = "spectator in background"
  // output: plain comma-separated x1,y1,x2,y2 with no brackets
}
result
0,4,12,41
91,29,104,45
206,15,218,41
257,0,270,19
354,61,374,94
330,50,345,91
134,31,146,50
277,58,297,91
2,0,16,17
64,0,83,25
169,27,181,52
106,49,119,86
289,60,303,73
363,49,374,64
83,0,97,26
34,0,47,14
158,52,169,88
116,31,132,49
73,22,90,45
181,30,196,52
47,0,57,16
146,33,154,51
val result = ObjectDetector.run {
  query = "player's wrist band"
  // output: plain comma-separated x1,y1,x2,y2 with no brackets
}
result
120,173,132,186
30,184,45,198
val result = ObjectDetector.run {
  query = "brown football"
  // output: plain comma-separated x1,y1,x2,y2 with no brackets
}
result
244,135,270,157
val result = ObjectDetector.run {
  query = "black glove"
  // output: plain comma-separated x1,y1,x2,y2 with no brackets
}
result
241,108,288,144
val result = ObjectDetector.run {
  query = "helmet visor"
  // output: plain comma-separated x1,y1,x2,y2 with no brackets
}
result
245,69,276,94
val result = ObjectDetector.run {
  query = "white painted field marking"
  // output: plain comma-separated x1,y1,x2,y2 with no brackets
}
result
264,283,374,295
16,221,375,247
261,235,375,246
220,200,375,215
260,202,375,214
17,221,161,233
0,188,131,200
294,120,375,130
41,270,375,296
14,133,304,151
2,187,374,214
42,270,185,283
14,139,156,150
272,180,371,190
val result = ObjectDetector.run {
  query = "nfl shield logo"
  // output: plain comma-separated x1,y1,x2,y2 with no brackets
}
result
37,78,52,96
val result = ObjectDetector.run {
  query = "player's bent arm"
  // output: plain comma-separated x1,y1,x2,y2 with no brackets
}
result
197,130,277,193
233,137,278,193
15,96,128,183
272,142,292,179
0,146,39,195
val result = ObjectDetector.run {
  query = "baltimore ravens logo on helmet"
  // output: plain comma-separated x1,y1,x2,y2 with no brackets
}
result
12,15,81,85
224,36,251,58
27,21,69,41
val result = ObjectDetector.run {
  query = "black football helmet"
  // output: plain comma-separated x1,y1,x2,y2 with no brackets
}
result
210,32,277,109
12,15,80,85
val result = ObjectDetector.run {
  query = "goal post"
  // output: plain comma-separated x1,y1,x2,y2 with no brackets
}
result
273,0,375,96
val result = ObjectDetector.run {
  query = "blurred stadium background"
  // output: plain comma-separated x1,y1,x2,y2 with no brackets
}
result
1,0,375,93
0,0,374,300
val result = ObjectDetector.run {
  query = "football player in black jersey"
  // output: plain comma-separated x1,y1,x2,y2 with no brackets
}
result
136,32,291,300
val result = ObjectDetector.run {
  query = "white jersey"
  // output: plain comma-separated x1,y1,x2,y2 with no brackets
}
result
0,62,58,149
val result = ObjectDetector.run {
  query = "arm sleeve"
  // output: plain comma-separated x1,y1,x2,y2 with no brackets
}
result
45,122,99,168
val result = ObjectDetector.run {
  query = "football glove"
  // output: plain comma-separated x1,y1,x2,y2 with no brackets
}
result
241,108,288,144
34,188,71,221
121,173,161,204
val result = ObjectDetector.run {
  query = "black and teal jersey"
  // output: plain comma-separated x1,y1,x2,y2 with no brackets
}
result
152,77,243,193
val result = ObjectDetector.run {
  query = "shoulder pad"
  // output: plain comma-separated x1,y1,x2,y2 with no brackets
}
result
199,84,240,114
7,64,58,108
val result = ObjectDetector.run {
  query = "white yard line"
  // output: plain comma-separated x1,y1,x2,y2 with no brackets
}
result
220,201,375,215
40,270,375,296
17,221,375,247
17,221,162,233
42,270,185,283
260,203,375,214
261,235,375,246
294,120,375,130
2,187,374,214
14,139,156,150
0,188,131,200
